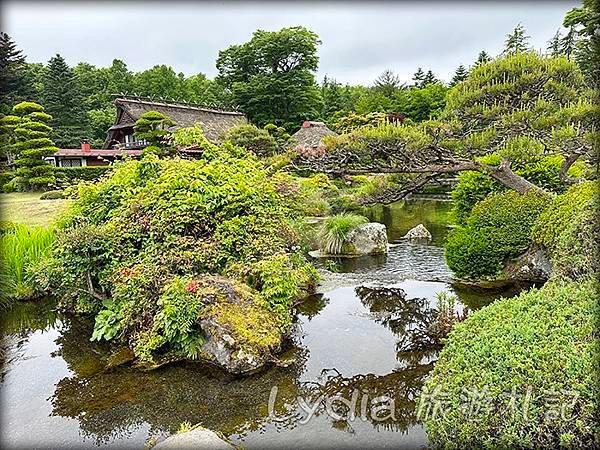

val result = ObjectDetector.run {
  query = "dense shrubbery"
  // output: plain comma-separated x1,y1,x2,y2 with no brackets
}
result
39,132,318,365
222,124,279,157
445,190,551,279
54,166,112,185
420,276,598,449
532,181,598,279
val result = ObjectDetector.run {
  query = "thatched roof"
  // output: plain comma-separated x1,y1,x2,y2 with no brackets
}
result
107,97,247,144
290,121,337,156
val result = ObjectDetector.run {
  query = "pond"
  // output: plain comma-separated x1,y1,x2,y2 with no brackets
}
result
0,200,520,449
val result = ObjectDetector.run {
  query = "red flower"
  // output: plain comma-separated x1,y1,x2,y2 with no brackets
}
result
186,280,200,293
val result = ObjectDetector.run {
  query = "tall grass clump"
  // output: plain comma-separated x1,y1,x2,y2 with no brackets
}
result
320,213,368,255
0,223,53,302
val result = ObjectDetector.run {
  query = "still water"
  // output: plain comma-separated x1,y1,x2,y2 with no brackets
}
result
0,200,516,449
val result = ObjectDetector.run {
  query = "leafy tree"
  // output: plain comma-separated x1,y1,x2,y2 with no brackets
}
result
0,33,28,114
133,110,176,155
503,23,531,55
393,83,449,121
43,54,89,147
9,102,58,190
547,30,563,56
133,65,186,100
105,59,134,97
87,107,114,148
216,26,322,131
450,65,468,86
412,67,425,87
74,62,108,110
373,69,402,97
475,51,492,65
354,90,392,114
223,124,278,156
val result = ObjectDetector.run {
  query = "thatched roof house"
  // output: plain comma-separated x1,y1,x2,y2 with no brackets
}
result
104,97,247,149
289,121,337,156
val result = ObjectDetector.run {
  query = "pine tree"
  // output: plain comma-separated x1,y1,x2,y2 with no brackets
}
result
450,65,469,86
412,67,425,87
560,26,578,59
10,101,58,190
476,51,492,65
0,32,28,114
374,69,402,97
422,70,439,87
42,54,89,148
133,111,176,156
503,23,531,55
547,30,563,56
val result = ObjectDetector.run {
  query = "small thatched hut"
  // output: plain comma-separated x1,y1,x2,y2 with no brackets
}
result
289,121,337,156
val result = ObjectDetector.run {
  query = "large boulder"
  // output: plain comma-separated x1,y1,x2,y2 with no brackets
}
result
153,427,233,449
343,222,388,256
402,224,432,242
504,244,552,282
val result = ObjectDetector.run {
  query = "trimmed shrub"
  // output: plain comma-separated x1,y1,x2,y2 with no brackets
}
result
445,190,551,279
532,181,598,279
222,124,279,157
54,166,112,185
420,276,598,449
40,190,64,200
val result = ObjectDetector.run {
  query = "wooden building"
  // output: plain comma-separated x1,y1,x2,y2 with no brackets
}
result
49,142,141,167
103,97,247,149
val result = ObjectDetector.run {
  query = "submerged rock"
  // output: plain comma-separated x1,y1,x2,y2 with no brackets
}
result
402,224,432,242
153,427,233,449
343,222,388,256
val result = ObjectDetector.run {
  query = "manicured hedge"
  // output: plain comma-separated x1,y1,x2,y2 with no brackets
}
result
54,166,113,185
420,276,598,448
445,189,550,279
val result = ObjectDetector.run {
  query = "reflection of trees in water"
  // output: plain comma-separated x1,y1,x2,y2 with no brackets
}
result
50,316,308,445
355,285,442,360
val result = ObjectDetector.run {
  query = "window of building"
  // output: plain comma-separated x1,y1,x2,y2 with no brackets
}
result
59,158,83,167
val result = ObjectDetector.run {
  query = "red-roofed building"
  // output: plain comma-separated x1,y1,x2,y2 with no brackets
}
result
49,142,142,167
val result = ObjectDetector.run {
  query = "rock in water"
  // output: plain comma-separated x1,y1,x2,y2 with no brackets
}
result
154,427,233,449
402,224,432,242
504,244,552,282
344,222,388,255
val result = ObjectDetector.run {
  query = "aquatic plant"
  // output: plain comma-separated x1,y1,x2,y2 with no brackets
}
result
0,222,53,301
319,212,368,255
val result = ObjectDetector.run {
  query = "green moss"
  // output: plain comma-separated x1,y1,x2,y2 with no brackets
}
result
420,276,599,448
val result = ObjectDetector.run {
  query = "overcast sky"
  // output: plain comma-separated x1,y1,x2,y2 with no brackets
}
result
3,1,578,85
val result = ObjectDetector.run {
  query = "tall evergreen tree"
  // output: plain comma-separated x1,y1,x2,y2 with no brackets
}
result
503,23,531,55
450,65,469,86
564,0,600,89
42,54,89,148
374,69,402,97
560,26,578,59
412,67,425,87
475,51,492,65
547,30,563,56
0,32,28,114
422,70,439,87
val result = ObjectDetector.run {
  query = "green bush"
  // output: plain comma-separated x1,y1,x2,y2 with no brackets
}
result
445,190,551,279
41,140,317,365
532,181,598,279
40,189,64,200
53,166,112,185
420,276,599,449
222,124,279,157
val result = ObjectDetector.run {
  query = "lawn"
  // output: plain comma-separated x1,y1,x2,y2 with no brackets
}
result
0,192,69,227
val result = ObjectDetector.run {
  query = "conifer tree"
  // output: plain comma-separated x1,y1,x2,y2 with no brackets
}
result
42,54,89,148
133,110,176,156
10,102,58,190
547,30,563,56
560,26,578,59
422,70,439,87
450,65,469,86
412,67,425,87
475,51,492,65
0,32,28,114
503,23,531,55
374,69,402,97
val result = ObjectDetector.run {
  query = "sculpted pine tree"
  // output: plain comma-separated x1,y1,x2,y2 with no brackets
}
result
295,53,595,202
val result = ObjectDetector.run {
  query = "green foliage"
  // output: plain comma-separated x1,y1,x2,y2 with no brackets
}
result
43,134,316,363
0,32,28,114
54,166,112,186
445,190,551,279
133,110,176,155
420,276,599,448
39,190,64,200
222,124,278,157
532,181,598,279
43,54,90,147
393,83,449,122
0,223,54,301
319,213,368,255
332,112,388,134
216,26,322,130
503,23,531,55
